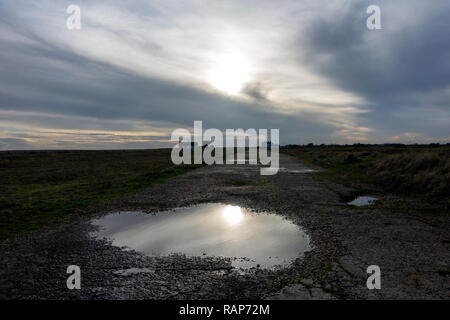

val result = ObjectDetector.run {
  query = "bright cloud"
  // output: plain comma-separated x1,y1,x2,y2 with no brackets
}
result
0,0,449,149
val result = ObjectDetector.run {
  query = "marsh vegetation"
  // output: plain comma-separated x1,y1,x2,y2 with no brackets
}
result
282,145,450,225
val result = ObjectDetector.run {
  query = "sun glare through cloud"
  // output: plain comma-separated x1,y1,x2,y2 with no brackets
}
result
208,52,250,95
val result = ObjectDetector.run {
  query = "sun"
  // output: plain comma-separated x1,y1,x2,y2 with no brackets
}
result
208,52,250,95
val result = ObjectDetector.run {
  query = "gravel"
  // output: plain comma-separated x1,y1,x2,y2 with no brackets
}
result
0,154,448,299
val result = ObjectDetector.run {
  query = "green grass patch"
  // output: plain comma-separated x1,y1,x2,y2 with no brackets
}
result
0,149,200,240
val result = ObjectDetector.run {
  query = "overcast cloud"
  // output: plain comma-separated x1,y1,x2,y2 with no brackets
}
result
0,0,449,149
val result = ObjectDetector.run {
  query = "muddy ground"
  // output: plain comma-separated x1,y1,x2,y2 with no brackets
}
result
0,154,448,299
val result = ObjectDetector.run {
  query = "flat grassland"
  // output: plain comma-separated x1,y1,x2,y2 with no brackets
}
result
0,149,199,239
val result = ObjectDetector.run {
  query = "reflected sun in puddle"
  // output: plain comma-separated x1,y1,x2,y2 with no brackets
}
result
222,205,243,225
91,203,311,269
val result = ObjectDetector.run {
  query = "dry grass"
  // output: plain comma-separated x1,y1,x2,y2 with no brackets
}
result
282,145,450,220
369,151,450,198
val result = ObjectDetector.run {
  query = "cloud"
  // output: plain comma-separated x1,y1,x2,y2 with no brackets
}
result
0,138,33,150
299,0,450,138
0,0,449,149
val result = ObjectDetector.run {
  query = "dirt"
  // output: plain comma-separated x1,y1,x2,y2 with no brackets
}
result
0,154,448,299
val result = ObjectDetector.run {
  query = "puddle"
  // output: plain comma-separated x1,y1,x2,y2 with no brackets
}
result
262,167,317,175
113,268,155,276
91,203,311,269
281,168,317,174
347,196,379,206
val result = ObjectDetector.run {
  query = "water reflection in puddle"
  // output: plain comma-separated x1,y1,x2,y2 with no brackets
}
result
262,167,318,175
348,196,379,206
91,203,311,269
282,168,317,173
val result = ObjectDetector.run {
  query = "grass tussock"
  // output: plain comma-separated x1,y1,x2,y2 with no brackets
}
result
369,151,450,198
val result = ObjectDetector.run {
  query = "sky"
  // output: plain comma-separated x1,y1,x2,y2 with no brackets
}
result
0,0,449,150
